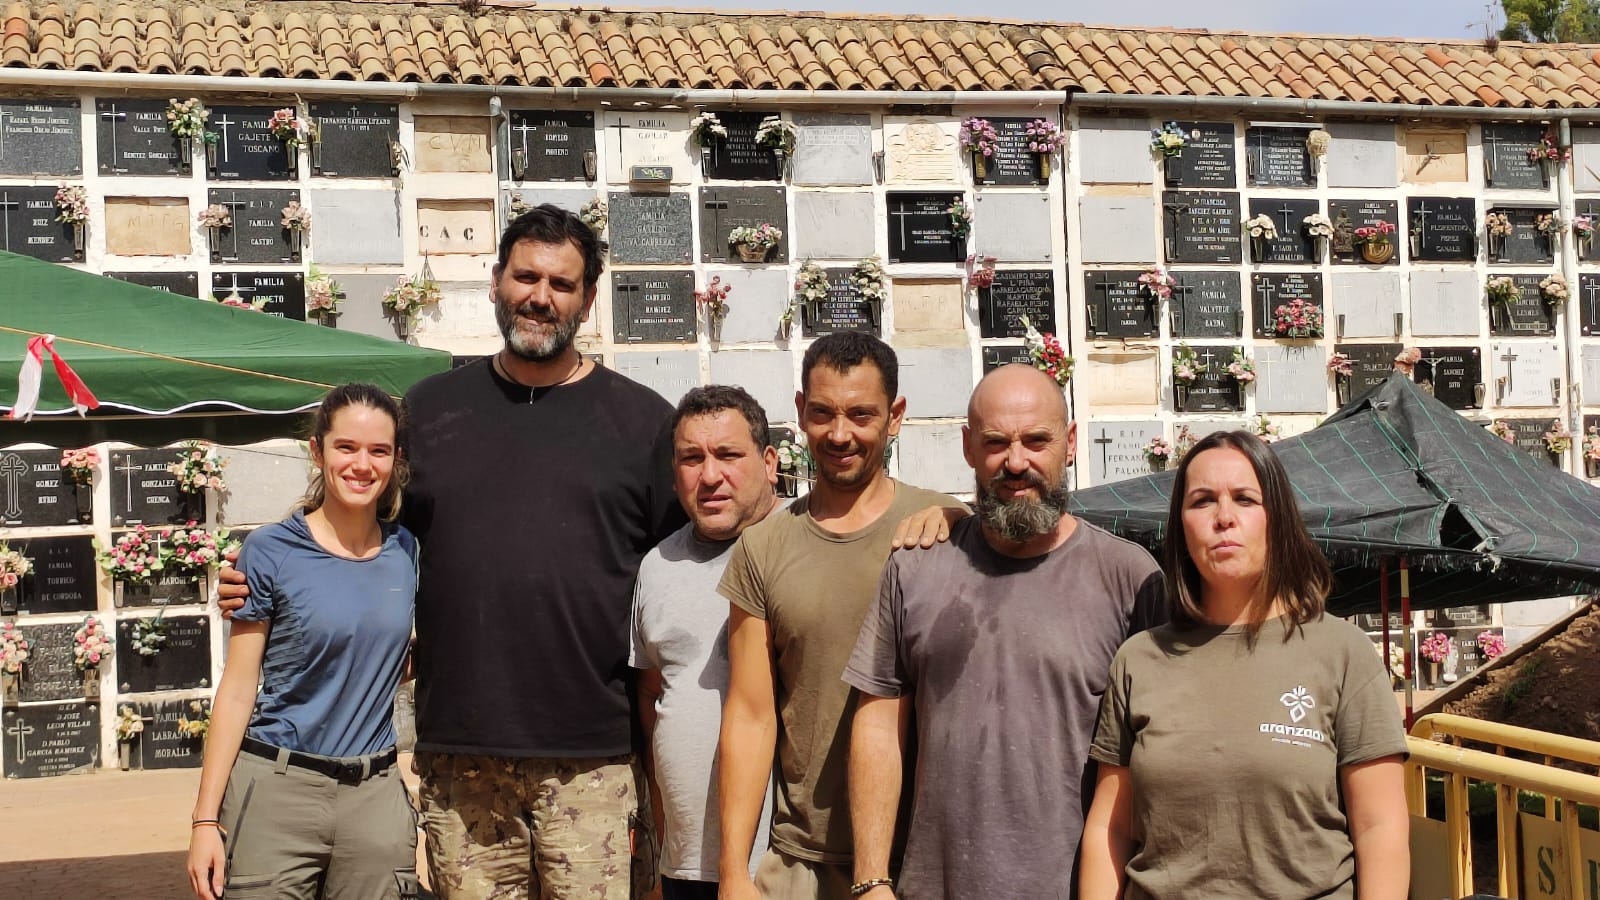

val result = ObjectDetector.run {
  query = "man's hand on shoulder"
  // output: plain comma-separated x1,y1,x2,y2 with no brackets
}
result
215,548,248,618
891,504,968,550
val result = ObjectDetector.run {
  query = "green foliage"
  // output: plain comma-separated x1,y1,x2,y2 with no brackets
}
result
1500,0,1600,42
1501,657,1544,712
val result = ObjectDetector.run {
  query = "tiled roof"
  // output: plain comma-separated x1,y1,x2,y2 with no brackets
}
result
4,0,1600,108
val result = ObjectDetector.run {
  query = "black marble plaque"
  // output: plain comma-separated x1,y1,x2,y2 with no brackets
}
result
1335,343,1403,401
803,268,879,337
1490,275,1555,337
117,615,211,693
16,623,84,703
210,271,306,321
95,99,182,176
104,271,201,298
975,117,1045,186
1162,121,1236,188
309,102,400,178
1173,271,1243,337
612,271,695,343
0,186,75,262
1505,418,1558,467
608,192,693,264
1247,198,1320,263
508,110,594,182
108,449,189,527
886,192,965,263
3,702,98,778
1415,346,1482,409
1177,350,1245,412
1162,190,1242,264
1353,610,1407,632
699,187,788,263
207,189,301,264
1481,124,1546,190
1329,199,1401,266
1430,605,1494,629
703,111,781,181
117,571,204,608
980,270,1055,338
0,448,77,526
208,106,293,181
1083,270,1156,338
1246,126,1315,187
982,345,1032,372
1409,197,1477,262
135,699,208,770
0,99,82,176
14,536,97,615
1251,272,1324,338
1581,273,1600,336
1489,207,1555,265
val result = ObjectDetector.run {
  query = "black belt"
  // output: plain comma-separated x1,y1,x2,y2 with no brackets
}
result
240,735,397,783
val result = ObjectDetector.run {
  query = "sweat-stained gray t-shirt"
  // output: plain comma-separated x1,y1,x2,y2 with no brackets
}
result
844,517,1165,900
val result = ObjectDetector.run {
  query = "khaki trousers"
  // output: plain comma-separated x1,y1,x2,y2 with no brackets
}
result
752,849,853,900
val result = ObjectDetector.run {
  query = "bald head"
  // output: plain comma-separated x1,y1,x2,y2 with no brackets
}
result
968,363,1070,430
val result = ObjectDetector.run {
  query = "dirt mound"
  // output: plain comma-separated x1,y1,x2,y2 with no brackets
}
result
1445,606,1600,740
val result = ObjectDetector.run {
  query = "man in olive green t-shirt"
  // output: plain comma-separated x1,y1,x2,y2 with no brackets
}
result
716,333,964,900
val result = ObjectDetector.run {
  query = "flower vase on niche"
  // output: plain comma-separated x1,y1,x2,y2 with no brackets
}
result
700,147,713,179
289,229,303,262
73,484,92,525
207,227,222,263
971,151,987,180
1174,383,1189,411
177,138,193,172
1149,456,1167,472
1251,237,1267,262
205,139,218,175
1360,241,1394,264
0,587,16,616
709,317,723,343
773,149,790,180
1,672,16,705
736,244,767,263
1336,378,1351,406
1036,153,1051,181
72,223,85,259
1424,659,1441,688
118,741,133,770
115,580,153,607
1587,456,1600,479
82,667,99,700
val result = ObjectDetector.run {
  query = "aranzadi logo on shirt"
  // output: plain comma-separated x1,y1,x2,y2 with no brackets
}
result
1258,685,1329,749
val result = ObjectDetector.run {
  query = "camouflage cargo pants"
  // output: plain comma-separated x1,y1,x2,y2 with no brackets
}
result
416,751,654,900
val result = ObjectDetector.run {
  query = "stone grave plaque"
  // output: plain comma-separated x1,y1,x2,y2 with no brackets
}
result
1489,207,1554,265
708,352,794,424
974,194,1052,263
1255,344,1329,414
885,117,958,183
1176,350,1245,412
1326,123,1397,189
109,448,186,526
17,623,85,703
611,271,696,344
96,99,182,176
1084,421,1163,484
308,102,400,178
417,200,496,257
135,699,209,770
1504,418,1557,467
1481,125,1546,190
1084,351,1160,408
0,99,82,176
104,271,200,298
1172,271,1243,338
1078,196,1155,264
980,270,1055,338
1336,343,1404,401
1404,130,1468,184
1492,341,1562,408
414,116,492,173
207,189,300,264
974,117,1045,186
1251,272,1324,338
891,279,964,337
1163,122,1236,188
0,448,77,526
898,423,967,495
0,186,75,262
898,348,972,418
706,269,788,343
604,111,692,184
703,111,781,181
115,566,204,608
612,351,700,405
887,192,965,263
3,702,98,778
1582,274,1600,336
1162,190,1242,264
1578,199,1600,263
803,268,878,337
104,197,191,257
1408,197,1477,262
792,113,873,186
211,271,305,321
1410,271,1481,337
1585,350,1600,402
1490,275,1554,337
1078,117,1153,184
1083,270,1156,339
207,105,292,181
608,192,693,264
14,535,97,615
308,190,403,265
1328,200,1400,266
793,192,874,259
118,614,211,693
507,110,594,182
982,345,1032,372
699,187,788,263
1415,346,1482,409
1331,272,1403,339
1247,198,1319,263
1246,126,1315,187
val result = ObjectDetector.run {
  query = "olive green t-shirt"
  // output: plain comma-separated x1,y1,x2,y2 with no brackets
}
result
718,481,964,863
1089,614,1408,899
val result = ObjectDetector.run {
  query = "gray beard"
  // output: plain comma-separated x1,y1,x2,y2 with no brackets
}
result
497,303,580,362
974,469,1070,543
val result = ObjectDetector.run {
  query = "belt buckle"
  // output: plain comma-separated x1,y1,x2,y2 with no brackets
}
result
334,760,364,783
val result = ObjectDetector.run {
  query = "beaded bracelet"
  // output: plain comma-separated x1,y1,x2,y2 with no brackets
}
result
849,878,894,896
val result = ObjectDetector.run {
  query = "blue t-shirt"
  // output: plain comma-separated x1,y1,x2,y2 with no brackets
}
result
234,510,417,758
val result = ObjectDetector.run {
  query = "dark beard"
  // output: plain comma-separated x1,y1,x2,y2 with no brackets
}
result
973,467,1070,543
497,302,580,362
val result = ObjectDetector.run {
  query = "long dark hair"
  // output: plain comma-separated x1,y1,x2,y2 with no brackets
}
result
298,384,408,522
1161,430,1331,639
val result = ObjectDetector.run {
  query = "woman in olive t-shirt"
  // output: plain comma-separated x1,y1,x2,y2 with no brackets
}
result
1079,430,1409,900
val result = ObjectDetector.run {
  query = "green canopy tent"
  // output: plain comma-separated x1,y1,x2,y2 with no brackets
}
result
0,252,449,445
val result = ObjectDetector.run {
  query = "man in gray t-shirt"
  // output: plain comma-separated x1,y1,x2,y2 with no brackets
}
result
844,365,1166,900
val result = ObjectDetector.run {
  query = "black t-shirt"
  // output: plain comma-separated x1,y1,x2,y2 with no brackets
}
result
403,360,686,757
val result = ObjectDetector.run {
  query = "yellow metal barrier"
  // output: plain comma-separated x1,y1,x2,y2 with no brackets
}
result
1406,716,1600,900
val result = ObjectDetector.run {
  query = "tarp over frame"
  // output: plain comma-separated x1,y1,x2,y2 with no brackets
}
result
1068,373,1600,616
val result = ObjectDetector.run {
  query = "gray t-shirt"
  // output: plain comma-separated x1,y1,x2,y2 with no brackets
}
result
844,518,1165,900
1089,614,1408,899
630,524,770,881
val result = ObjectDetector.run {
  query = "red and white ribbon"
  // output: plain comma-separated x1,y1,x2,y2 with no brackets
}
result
10,334,99,421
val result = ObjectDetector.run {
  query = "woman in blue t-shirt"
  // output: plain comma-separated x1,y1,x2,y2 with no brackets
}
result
186,383,419,899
